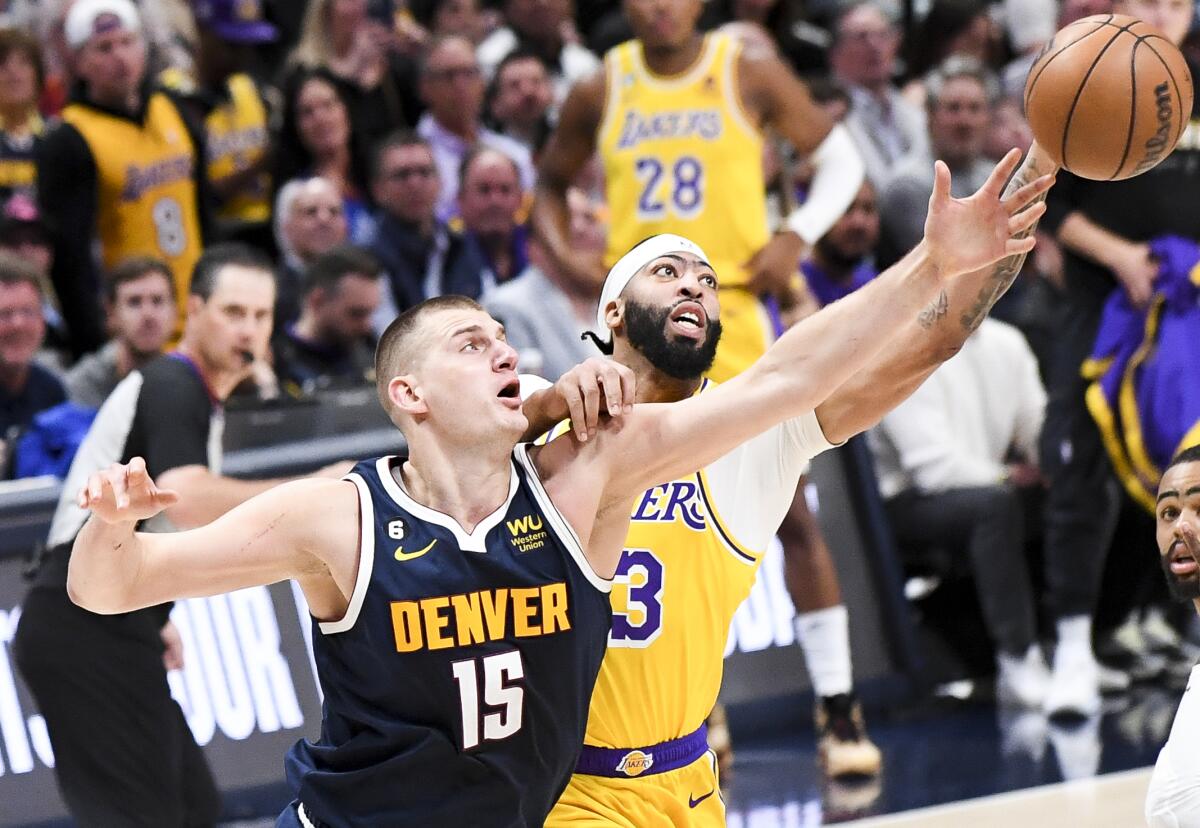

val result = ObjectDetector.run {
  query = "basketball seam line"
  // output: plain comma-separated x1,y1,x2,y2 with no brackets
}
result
1060,21,1139,171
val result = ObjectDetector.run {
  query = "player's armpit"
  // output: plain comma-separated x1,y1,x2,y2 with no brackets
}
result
70,477,359,616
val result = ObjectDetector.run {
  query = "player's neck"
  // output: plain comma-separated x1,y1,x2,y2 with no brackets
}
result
398,440,515,532
640,33,705,77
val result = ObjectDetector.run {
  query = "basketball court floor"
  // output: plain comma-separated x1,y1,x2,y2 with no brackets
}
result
720,684,1179,827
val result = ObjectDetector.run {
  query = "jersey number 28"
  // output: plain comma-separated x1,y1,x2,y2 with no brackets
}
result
635,156,705,221
451,650,524,750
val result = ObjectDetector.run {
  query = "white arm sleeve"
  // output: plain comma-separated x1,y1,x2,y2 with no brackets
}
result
702,410,837,552
1146,664,1200,828
785,124,866,246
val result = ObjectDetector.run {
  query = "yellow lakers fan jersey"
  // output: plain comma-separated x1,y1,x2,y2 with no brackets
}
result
546,381,834,750
63,92,202,322
205,73,271,224
599,33,768,288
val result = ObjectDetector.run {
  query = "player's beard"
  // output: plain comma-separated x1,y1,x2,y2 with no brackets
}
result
623,299,721,380
1160,549,1200,601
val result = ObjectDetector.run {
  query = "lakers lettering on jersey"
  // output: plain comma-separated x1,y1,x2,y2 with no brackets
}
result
599,33,768,289
0,116,42,198
63,92,202,326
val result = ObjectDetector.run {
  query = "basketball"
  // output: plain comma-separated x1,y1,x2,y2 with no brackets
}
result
1024,14,1194,180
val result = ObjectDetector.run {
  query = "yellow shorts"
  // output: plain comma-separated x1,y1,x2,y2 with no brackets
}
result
545,751,724,827
706,288,774,383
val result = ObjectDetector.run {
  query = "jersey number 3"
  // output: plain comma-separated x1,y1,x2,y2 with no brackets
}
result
635,156,704,221
609,548,665,648
451,650,524,750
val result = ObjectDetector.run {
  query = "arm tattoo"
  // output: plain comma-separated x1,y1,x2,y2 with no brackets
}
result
959,162,1050,332
918,289,949,329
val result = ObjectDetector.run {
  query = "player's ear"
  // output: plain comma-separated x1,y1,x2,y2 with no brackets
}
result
604,298,625,338
389,373,429,416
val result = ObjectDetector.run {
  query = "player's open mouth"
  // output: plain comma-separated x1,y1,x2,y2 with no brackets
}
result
1170,544,1198,576
668,302,706,339
497,379,521,408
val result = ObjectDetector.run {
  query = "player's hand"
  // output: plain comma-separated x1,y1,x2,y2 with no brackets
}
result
77,456,179,524
745,231,806,296
161,620,185,671
1109,241,1157,309
554,358,636,442
924,147,1056,279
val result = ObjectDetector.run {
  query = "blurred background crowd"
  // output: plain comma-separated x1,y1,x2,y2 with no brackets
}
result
0,0,1198,773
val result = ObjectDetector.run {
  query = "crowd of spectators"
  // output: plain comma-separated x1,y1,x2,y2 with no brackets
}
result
0,0,1196,713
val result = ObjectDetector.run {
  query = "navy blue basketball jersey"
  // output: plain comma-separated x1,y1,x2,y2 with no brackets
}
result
284,445,612,827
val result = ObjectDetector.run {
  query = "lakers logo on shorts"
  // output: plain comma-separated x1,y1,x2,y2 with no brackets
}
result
615,749,654,777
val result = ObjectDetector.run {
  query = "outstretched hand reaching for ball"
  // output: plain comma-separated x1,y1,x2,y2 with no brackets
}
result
78,456,180,525
923,147,1057,279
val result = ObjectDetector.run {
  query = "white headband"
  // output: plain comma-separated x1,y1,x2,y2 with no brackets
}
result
593,234,711,344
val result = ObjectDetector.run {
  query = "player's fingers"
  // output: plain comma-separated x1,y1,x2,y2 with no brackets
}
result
1005,173,1055,213
930,160,951,205
87,470,106,504
581,380,600,435
1008,201,1047,235
108,463,130,509
127,455,148,483
560,383,587,441
983,148,1022,197
1003,235,1039,257
598,364,624,416
153,488,181,507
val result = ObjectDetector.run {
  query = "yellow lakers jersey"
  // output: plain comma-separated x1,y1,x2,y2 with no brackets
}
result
543,381,832,750
599,33,768,288
63,92,203,328
205,74,271,224
0,114,42,197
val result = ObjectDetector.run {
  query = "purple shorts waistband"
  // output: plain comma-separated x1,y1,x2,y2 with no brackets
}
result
574,725,709,778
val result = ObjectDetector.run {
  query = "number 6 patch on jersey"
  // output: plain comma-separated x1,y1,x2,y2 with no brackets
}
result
609,548,665,647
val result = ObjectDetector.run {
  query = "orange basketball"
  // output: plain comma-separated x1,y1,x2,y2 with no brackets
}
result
1024,14,1194,180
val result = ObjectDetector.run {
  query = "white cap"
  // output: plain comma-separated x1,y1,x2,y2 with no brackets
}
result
65,0,141,50
593,234,711,345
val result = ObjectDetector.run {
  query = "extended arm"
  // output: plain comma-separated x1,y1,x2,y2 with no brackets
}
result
67,458,357,616
814,144,1059,443
589,148,1053,497
530,73,605,290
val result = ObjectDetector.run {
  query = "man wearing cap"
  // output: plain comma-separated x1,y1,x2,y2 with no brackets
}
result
36,0,211,358
163,0,276,250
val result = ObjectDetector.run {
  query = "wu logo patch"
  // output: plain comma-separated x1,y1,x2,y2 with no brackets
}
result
506,514,547,553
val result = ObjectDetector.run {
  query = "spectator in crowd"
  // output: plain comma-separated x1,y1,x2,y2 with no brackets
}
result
366,130,486,319
0,27,45,201
13,243,346,828
476,0,600,110
458,145,528,289
273,176,349,327
879,57,997,266
902,0,998,106
274,67,374,243
417,35,534,220
273,244,381,395
482,186,605,380
829,0,928,186
703,0,831,77
486,48,553,155
0,251,65,443
165,0,277,250
65,257,176,408
1037,0,1200,717
870,314,1051,708
0,193,68,355
410,0,489,44
37,0,209,358
285,0,422,149
801,180,879,307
